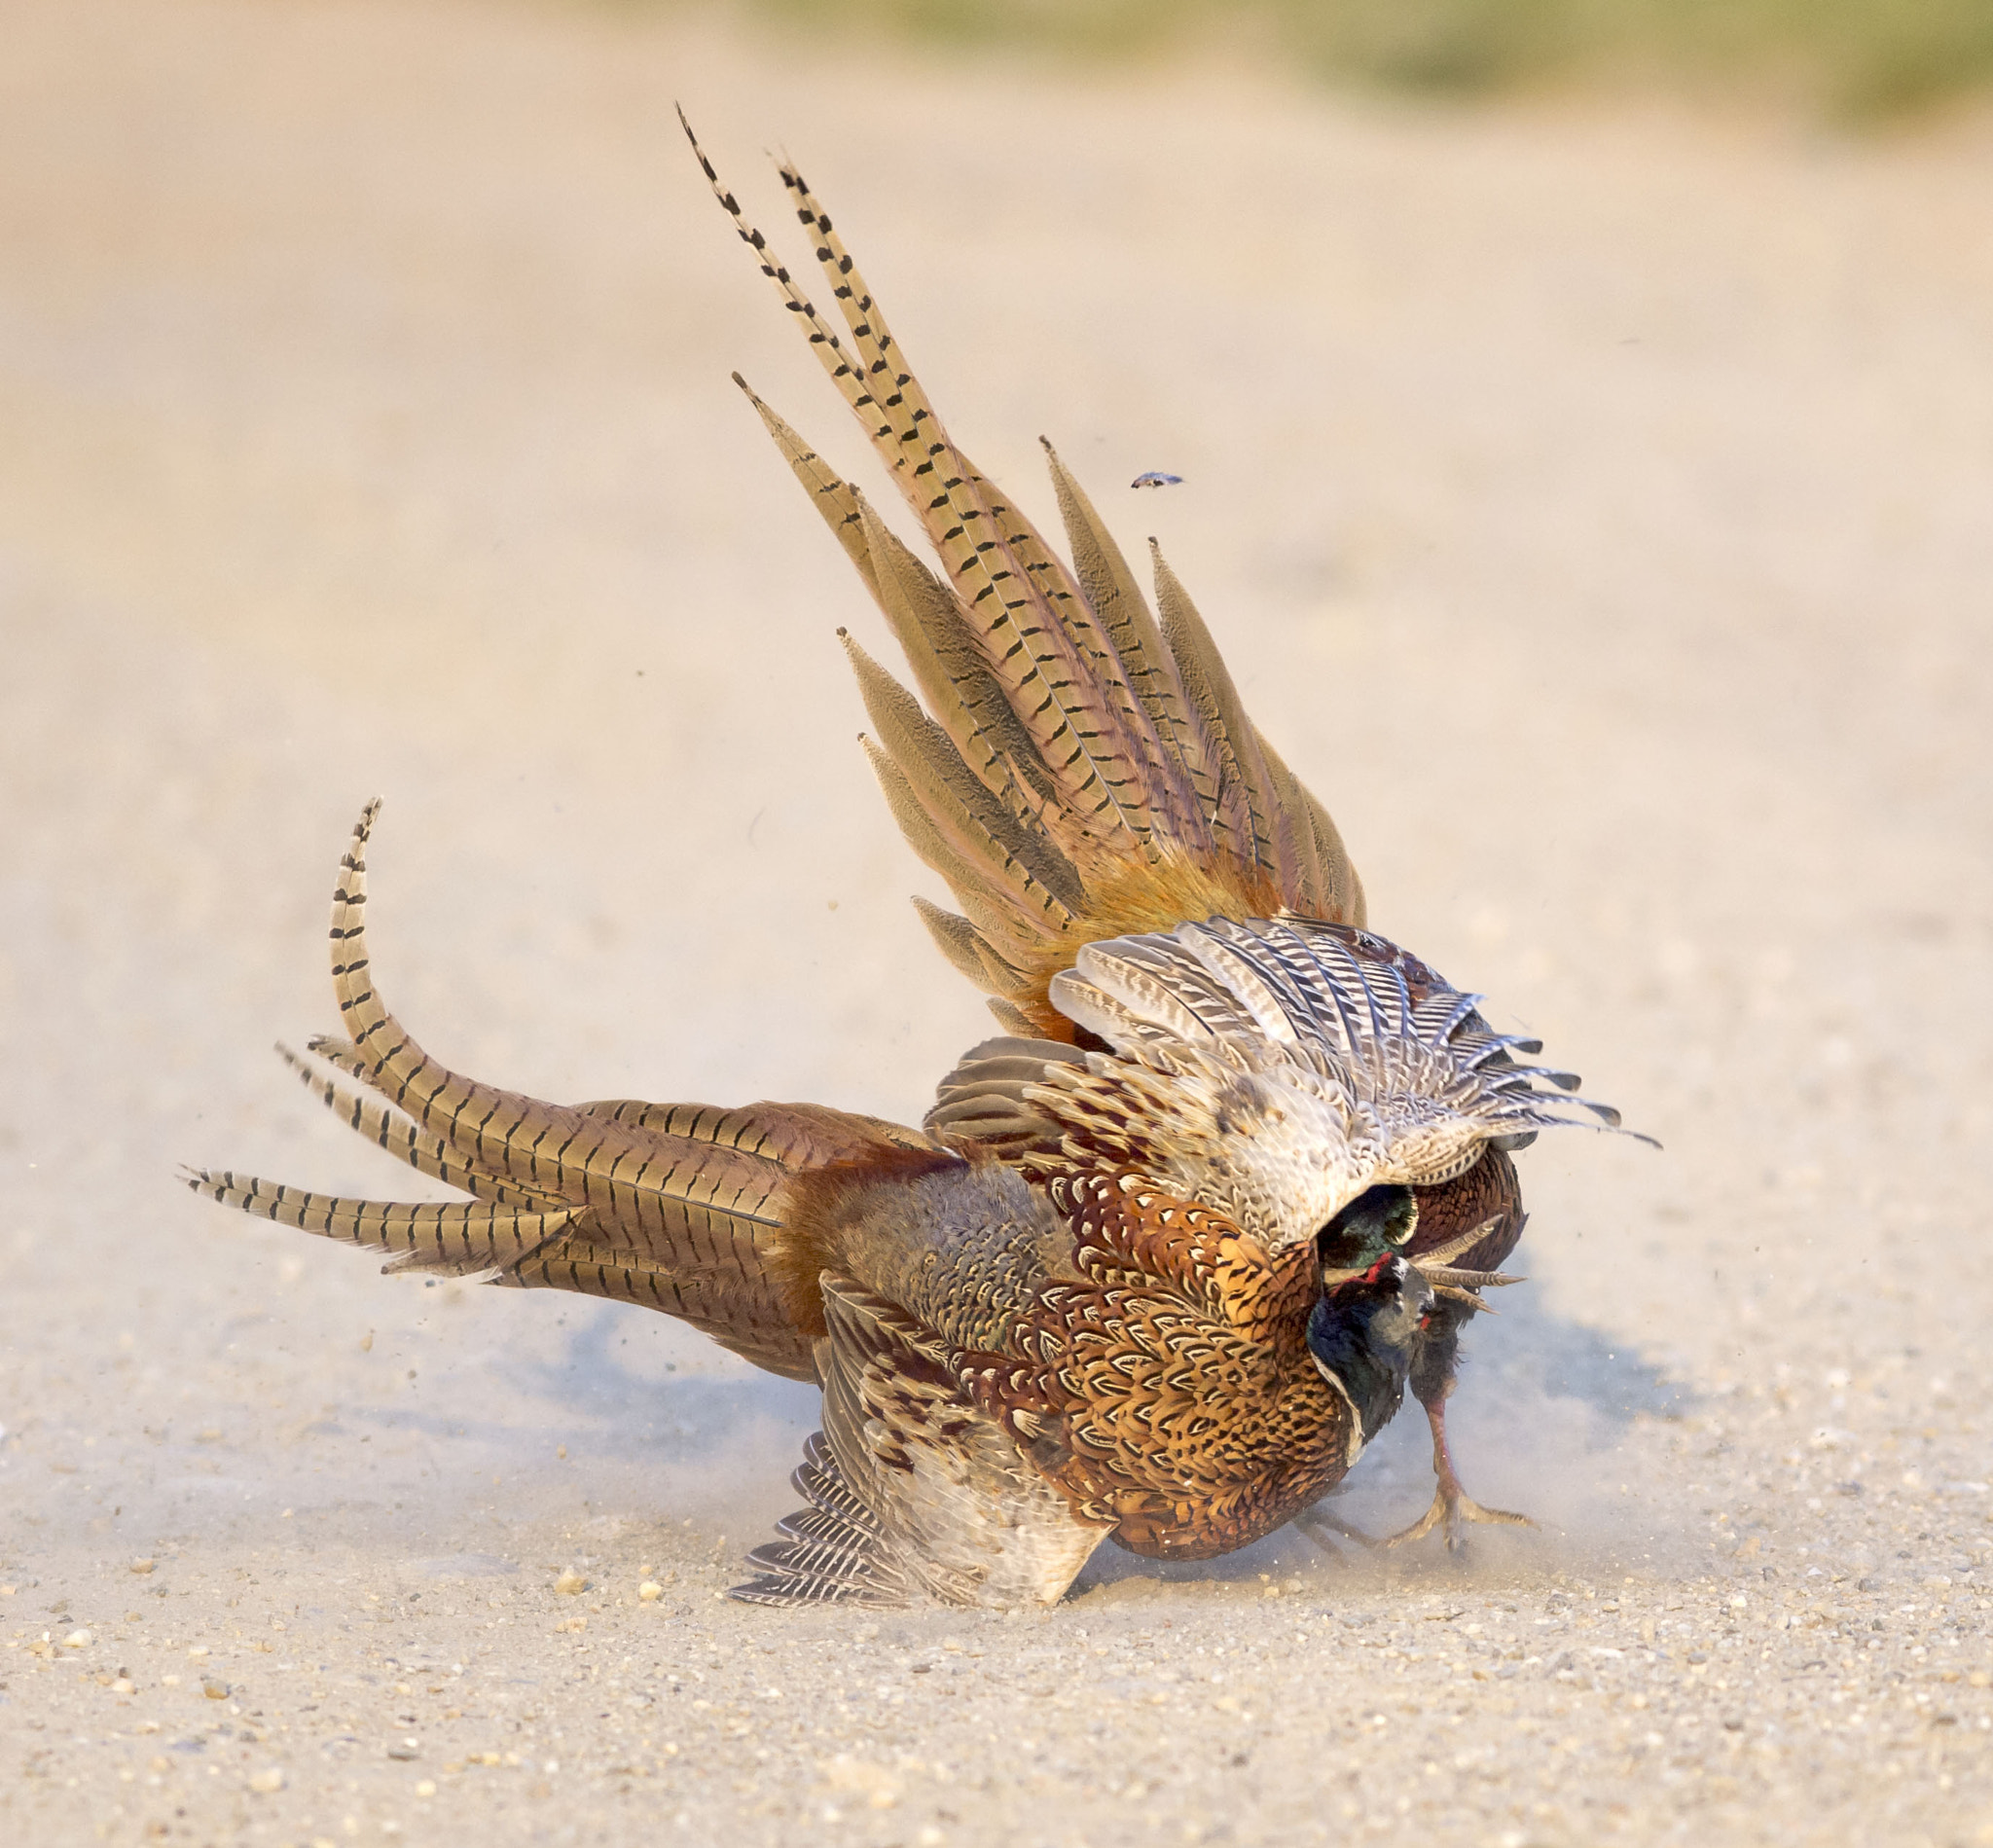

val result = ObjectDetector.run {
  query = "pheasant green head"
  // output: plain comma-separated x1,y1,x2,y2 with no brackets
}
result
1306,1185,1431,1447
1318,1183,1419,1278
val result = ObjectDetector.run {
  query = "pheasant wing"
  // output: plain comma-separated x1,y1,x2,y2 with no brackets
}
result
734,1275,1107,1608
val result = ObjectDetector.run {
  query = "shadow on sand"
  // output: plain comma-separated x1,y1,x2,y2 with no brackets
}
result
338,1249,1685,1590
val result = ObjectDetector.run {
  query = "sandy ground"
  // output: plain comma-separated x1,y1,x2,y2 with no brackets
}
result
4,2,1993,1843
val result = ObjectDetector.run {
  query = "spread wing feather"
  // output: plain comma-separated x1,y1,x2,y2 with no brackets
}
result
1018,916,1645,1251
734,1277,1105,1609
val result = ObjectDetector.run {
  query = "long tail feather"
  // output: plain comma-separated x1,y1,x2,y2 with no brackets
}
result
684,119,1368,1038
182,1168,576,1274
1148,542,1286,888
772,152,1177,857
191,804,953,1382
846,493,1067,829
840,628,1084,928
275,1041,565,1210
1038,439,1216,852
324,804,827,1238
686,117,1171,856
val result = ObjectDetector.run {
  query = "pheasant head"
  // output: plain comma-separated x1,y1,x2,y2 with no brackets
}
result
1306,1183,1433,1449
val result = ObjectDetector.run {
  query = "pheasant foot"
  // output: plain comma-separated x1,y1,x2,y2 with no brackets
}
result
1384,1395,1534,1554
1383,1483,1533,1552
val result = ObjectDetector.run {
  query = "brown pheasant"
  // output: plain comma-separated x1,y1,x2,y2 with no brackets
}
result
185,123,1637,1607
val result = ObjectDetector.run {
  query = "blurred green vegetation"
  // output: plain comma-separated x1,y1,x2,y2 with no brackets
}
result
715,0,1993,120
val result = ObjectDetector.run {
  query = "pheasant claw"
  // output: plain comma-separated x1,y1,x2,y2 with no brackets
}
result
1384,1394,1535,1554
1382,1484,1534,1554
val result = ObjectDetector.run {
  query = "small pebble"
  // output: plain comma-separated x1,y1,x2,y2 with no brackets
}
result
638,1581,663,1603
248,1767,285,1794
63,1628,92,1649
552,1569,588,1596
203,1679,230,1700
129,1559,156,1576
416,1780,437,1797
112,1678,135,1694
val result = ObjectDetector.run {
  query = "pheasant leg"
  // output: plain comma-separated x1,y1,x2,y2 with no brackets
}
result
1384,1394,1532,1552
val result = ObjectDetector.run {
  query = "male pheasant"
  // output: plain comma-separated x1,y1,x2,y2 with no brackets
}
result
185,123,1636,1608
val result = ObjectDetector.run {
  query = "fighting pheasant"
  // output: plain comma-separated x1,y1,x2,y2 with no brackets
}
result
185,122,1635,1608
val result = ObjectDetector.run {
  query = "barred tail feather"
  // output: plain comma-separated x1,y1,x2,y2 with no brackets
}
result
734,374,880,602
182,1168,577,1274
1038,439,1217,852
846,494,1070,834
275,1040,565,1210
770,152,1176,858
1148,544,1286,888
189,806,950,1383
685,120,1367,1039
840,630,1084,929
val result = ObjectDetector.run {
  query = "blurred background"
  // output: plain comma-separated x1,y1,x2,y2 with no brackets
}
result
706,0,1993,120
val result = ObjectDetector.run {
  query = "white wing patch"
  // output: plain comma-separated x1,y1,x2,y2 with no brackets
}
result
1030,916,1641,1250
